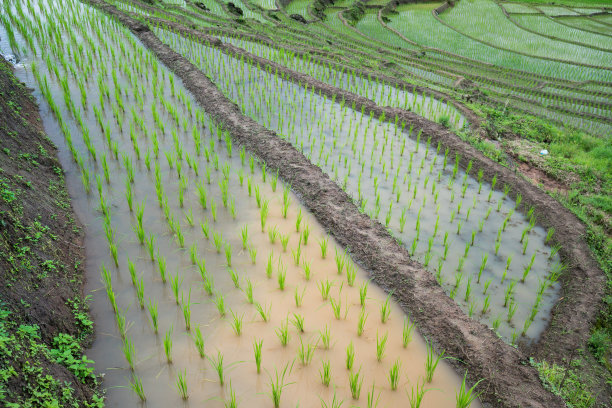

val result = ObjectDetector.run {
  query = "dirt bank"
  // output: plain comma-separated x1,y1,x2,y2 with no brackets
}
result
0,57,101,406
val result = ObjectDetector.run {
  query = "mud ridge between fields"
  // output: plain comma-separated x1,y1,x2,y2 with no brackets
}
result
87,1,603,406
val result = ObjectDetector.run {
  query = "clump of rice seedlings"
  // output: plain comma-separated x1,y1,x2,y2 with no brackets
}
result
425,342,444,382
357,308,368,336
208,351,226,386
477,254,488,284
249,247,257,264
318,279,332,300
320,360,331,386
266,253,274,279
349,368,364,399
266,362,294,408
225,243,233,267
169,273,182,304
228,268,240,289
130,374,146,401
481,295,490,315
230,310,244,336
182,289,193,331
335,249,345,275
319,325,332,349
367,382,381,408
176,369,188,400
294,287,305,307
213,232,223,253
193,326,205,358
521,253,536,283
319,237,329,259
261,200,269,232
297,337,316,365
164,326,173,364
225,381,237,408
292,244,302,266
407,380,428,408
346,263,356,286
320,390,343,408
303,261,312,281
277,261,287,291
359,280,369,307
253,339,263,374
146,235,156,261
376,331,388,362
244,278,254,304
268,226,279,244
276,318,291,346
403,317,415,347
456,372,483,408
296,209,303,232
200,220,210,239
215,292,226,317
388,359,401,390
255,303,271,322
302,224,310,245
122,337,136,371
147,299,159,334
280,233,290,252
291,313,305,333
346,341,355,370
330,296,343,320
380,294,392,323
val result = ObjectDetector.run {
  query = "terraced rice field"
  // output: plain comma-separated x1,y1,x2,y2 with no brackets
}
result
0,0,609,407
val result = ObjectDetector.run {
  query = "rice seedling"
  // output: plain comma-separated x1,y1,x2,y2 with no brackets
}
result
276,318,291,346
357,308,368,336
303,261,312,281
228,267,240,289
266,362,294,408
169,273,182,304
407,380,428,408
280,233,289,252
320,360,331,386
320,391,343,408
380,294,392,323
360,280,369,306
225,243,233,267
403,317,415,347
330,296,342,320
208,351,227,386
425,341,444,382
193,326,206,358
319,237,329,259
176,369,188,400
481,295,490,314
388,359,401,390
122,337,136,371
297,337,316,365
277,261,287,291
477,254,488,284
230,310,244,336
367,382,381,408
345,263,356,286
376,331,388,362
349,368,364,400
291,313,305,333
302,224,310,245
255,301,271,321
130,374,146,401
346,341,355,370
148,300,158,334
318,279,332,300
456,372,483,408
163,326,173,364
249,247,257,264
215,292,226,317
296,209,303,232
294,287,306,307
319,325,332,349
521,253,536,283
213,231,223,253
225,381,238,408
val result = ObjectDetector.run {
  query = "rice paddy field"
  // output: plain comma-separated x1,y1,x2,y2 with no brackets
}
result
0,0,609,407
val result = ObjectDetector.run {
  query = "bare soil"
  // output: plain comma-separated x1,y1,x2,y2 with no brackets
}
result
86,1,606,406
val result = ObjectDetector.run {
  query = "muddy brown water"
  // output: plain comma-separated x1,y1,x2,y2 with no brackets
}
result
1,0,477,406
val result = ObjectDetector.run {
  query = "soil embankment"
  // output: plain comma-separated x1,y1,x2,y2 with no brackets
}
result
0,56,100,406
